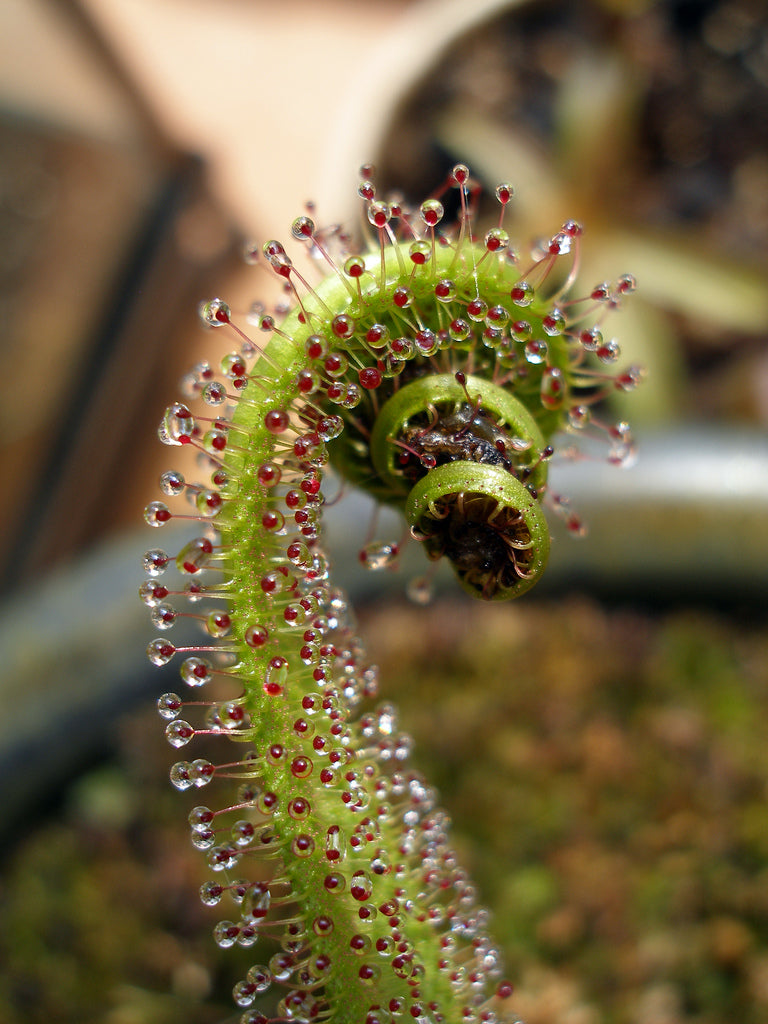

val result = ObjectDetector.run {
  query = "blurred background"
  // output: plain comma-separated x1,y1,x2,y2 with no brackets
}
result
0,1,767,1022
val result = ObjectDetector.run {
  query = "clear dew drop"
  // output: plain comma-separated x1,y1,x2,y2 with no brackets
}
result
157,693,182,719
420,199,444,227
246,965,273,993
434,278,456,302
191,829,216,851
199,297,231,328
219,701,248,730
597,338,621,363
232,981,256,1009
568,516,589,538
195,488,223,517
286,541,312,569
617,273,636,294
511,280,534,307
540,366,565,409
481,328,502,349
144,501,171,528
264,657,289,693
466,298,489,323
242,241,260,265
181,656,213,687
408,240,431,266
358,963,381,986
231,820,256,846
142,549,169,576
350,871,374,902
394,733,413,760
452,163,469,185
495,182,515,204
147,638,176,666
608,438,638,469
523,339,548,365
324,350,350,378
209,844,240,872
548,230,572,255
406,576,433,605
237,928,258,950
248,886,272,920
580,326,603,351
139,579,166,608
484,228,509,253
245,300,265,326
377,703,398,736
359,541,399,571
343,383,362,409
206,611,231,638
160,402,195,446
367,200,390,228
291,215,315,240
165,720,195,748
358,178,376,200
150,602,176,629
159,470,185,496
511,319,532,342
344,255,366,278
509,436,532,456
202,380,227,406
448,318,471,343
365,324,390,350
414,328,438,357
176,537,213,575
568,405,590,429
190,759,215,787
184,581,206,603
214,921,240,949
229,879,252,905
224,348,247,376
169,761,193,790
542,308,566,336
316,414,344,441
616,364,645,392
486,304,510,328
200,880,224,906
189,805,214,831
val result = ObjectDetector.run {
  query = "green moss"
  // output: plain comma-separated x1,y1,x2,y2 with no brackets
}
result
361,597,768,1024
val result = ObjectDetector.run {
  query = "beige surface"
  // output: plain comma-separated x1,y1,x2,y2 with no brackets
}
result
74,0,519,232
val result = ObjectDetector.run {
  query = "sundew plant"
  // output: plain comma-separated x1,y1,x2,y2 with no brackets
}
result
141,164,641,1024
